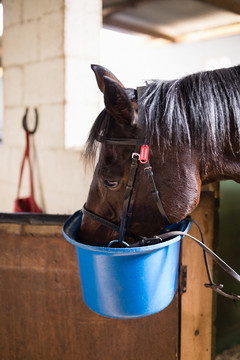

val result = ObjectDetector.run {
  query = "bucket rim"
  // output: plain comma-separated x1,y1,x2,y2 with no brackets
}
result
63,210,191,255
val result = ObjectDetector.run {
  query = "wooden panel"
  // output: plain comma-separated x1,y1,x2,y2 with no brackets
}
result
180,189,218,360
0,188,218,360
0,220,179,360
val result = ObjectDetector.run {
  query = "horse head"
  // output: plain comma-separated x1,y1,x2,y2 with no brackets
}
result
80,65,203,247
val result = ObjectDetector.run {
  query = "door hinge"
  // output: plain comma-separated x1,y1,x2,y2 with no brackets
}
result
180,265,187,295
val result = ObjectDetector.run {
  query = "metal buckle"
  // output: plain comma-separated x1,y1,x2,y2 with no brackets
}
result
132,145,150,164
132,152,140,160
108,239,130,248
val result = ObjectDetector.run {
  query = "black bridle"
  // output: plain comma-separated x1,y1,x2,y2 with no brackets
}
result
83,135,171,247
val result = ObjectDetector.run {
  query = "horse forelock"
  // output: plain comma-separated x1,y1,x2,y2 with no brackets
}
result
82,109,108,166
142,65,240,169
83,87,138,167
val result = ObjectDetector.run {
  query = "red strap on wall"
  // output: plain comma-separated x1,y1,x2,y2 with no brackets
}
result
14,130,42,213
16,131,34,198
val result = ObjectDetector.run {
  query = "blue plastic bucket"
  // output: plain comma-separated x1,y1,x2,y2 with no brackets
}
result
63,210,191,319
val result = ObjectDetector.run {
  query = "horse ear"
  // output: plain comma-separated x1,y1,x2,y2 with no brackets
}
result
102,76,133,124
91,64,133,124
91,64,124,92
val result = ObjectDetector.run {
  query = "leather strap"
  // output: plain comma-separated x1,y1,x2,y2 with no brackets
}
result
144,162,171,225
82,204,120,233
118,150,140,242
82,204,142,242
16,131,35,198
102,138,144,146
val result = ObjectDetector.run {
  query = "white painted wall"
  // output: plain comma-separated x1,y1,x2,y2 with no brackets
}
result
0,0,101,213
0,0,239,214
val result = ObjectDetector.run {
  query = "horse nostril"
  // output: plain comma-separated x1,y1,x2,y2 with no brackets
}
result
103,180,120,189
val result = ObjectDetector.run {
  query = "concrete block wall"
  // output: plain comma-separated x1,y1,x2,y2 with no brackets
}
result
0,0,101,213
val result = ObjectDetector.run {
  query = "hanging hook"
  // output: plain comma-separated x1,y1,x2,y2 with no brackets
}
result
22,107,38,134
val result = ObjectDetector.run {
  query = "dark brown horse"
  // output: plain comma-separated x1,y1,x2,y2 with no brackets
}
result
80,64,240,247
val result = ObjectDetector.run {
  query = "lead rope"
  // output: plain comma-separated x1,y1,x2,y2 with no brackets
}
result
130,216,240,301
189,217,240,301
189,217,219,293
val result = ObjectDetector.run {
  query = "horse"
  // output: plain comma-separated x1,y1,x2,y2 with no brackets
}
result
80,64,240,248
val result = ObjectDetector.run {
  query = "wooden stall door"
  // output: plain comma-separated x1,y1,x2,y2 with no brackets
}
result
0,215,179,360
0,188,217,360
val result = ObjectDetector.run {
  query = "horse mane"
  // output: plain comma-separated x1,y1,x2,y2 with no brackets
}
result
84,65,240,169
143,65,240,166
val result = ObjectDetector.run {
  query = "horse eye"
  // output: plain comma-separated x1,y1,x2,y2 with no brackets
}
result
103,180,119,189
